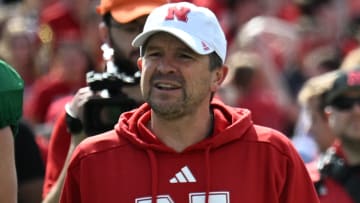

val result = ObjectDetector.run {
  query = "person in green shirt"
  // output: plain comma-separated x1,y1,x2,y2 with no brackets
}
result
0,59,24,203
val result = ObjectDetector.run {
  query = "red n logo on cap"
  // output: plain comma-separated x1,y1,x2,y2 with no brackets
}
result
165,7,190,22
348,72,360,86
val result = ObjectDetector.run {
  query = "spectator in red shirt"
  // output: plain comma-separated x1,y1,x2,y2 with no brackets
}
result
42,0,167,202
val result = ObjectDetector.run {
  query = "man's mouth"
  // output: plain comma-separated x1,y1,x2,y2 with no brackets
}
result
154,82,181,90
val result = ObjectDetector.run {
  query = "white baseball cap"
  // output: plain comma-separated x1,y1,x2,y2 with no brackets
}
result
132,2,227,63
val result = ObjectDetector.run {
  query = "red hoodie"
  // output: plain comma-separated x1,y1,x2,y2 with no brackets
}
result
60,100,319,203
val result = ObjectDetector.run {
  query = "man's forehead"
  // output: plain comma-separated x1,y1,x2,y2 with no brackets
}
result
111,15,147,27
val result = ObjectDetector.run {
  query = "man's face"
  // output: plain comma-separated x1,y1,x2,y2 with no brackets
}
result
307,97,335,152
327,90,360,142
108,16,147,74
139,32,216,120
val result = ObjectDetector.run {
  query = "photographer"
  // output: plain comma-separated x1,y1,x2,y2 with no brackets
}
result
41,0,167,202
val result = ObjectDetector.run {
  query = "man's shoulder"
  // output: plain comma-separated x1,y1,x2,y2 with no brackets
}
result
317,178,355,203
251,124,291,144
73,130,128,159
243,124,296,156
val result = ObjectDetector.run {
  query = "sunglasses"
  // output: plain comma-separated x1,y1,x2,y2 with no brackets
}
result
330,96,360,110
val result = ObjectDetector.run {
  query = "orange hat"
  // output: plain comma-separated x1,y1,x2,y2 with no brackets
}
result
96,0,167,23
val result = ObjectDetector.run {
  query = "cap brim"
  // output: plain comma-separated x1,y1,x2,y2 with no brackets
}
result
110,4,158,23
326,86,360,104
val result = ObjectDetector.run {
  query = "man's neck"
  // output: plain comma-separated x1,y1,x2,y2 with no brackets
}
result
149,107,213,152
342,139,360,165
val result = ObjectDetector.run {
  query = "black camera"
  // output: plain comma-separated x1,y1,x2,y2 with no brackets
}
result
82,44,140,135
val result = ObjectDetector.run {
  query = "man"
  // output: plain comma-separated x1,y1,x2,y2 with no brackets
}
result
293,70,338,162
314,68,360,203
42,0,166,202
0,60,24,203
60,2,319,203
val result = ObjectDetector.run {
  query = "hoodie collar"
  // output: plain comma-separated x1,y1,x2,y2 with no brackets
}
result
115,98,253,152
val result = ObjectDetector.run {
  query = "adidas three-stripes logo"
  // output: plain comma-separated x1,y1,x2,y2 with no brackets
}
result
169,166,196,183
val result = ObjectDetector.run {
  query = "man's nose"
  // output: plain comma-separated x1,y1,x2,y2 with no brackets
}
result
352,102,360,113
157,56,176,73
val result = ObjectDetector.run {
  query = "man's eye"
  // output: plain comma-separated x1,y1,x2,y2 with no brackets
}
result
146,52,161,57
179,53,193,59
119,24,142,33
124,27,138,33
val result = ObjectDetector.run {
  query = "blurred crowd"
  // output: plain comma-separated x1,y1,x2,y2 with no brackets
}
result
1,0,360,202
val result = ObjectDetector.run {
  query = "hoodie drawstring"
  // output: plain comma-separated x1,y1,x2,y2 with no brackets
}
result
205,145,212,203
146,149,158,203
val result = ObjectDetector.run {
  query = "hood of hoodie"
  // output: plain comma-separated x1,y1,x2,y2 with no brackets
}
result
115,99,253,153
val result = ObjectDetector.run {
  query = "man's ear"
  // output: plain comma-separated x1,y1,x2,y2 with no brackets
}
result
137,57,143,72
98,22,109,43
324,106,332,121
211,65,228,92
